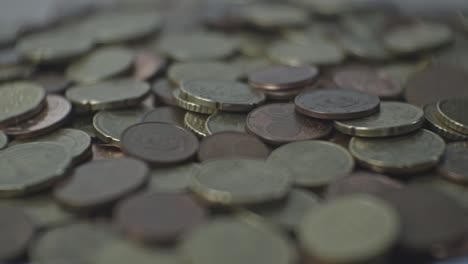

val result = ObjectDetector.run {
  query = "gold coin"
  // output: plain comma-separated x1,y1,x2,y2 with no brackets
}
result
424,103,468,141
173,89,216,114
184,112,209,137
437,98,468,135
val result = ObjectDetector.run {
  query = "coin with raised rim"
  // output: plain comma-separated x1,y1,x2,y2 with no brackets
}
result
424,103,468,141
174,89,216,114
184,112,210,137
206,112,246,135
437,98,468,135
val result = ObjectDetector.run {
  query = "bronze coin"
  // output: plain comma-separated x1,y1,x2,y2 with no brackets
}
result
121,122,199,166
332,66,403,99
197,131,270,162
54,158,149,212
114,192,207,243
405,65,468,106
246,103,332,145
325,171,403,200
92,144,125,160
438,142,468,185
142,106,185,127
248,64,319,90
4,95,72,139
295,88,381,120
151,79,176,106
133,50,167,81
383,186,468,252
32,73,71,94
0,204,35,261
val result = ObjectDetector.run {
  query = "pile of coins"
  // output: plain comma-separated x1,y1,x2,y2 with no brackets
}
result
1,0,468,264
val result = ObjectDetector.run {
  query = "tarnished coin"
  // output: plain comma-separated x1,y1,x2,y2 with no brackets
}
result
246,103,332,145
405,65,468,106
4,95,72,139
66,46,134,84
159,32,238,61
268,40,345,66
133,50,167,81
241,4,308,29
377,63,421,87
0,64,35,82
180,218,296,264
70,115,96,138
168,61,243,86
334,102,424,137
295,88,381,120
268,141,354,187
247,65,319,90
92,144,124,160
115,192,207,243
299,194,399,264
54,158,148,212
438,142,468,185
184,112,210,137
149,163,200,193
198,132,270,162
191,159,290,205
93,107,148,146
32,73,71,94
142,106,185,127
328,130,351,149
66,78,150,112
121,122,199,165
0,131,8,150
174,89,216,114
206,112,246,135
437,98,468,135
232,57,270,78
151,80,177,106
180,80,266,112
0,82,46,127
349,129,445,174
0,142,72,197
411,175,468,210
332,66,403,99
0,205,35,261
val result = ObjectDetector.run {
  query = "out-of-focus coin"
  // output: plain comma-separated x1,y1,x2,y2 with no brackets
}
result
0,131,8,150
32,73,71,94
438,142,468,185
0,64,35,82
180,80,265,112
335,29,390,61
180,218,296,264
247,64,318,90
93,107,148,146
295,89,380,120
174,89,216,114
325,171,403,200
92,144,125,160
168,61,242,86
349,129,445,174
115,192,207,243
206,112,246,135
334,102,424,137
405,65,468,106
425,103,468,141
0,142,71,197
0,82,46,127
292,0,352,16
268,141,354,187
327,130,351,149
232,57,270,78
0,24,19,46
437,98,468,135
133,50,167,81
121,122,199,166
411,175,468,210
377,63,421,87
184,112,210,137
66,79,150,112
332,66,403,99
246,103,332,145
70,115,96,138
149,163,200,193
198,132,270,162
241,4,308,29
66,46,134,84
298,194,399,264
268,40,345,66
191,159,290,205
4,95,72,139
159,32,238,61
151,80,177,106
0,205,35,261
142,106,185,127
54,158,148,212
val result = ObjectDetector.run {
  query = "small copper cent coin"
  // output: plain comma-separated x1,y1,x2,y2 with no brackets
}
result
295,88,380,120
115,192,207,243
248,65,319,90
438,142,468,185
121,122,199,166
0,205,35,261
246,103,332,145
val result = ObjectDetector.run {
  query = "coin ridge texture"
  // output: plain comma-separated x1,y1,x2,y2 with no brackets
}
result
437,98,468,135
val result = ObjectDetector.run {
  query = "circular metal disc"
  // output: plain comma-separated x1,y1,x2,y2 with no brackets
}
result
184,112,209,137
438,142,468,185
248,65,319,91
149,163,200,193
151,80,177,106
142,106,185,127
168,61,243,86
206,112,246,135
437,98,468,135
424,103,468,141
0,205,35,261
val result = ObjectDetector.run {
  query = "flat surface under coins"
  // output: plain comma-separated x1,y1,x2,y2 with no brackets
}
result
248,65,319,90
438,142,468,185
0,205,35,261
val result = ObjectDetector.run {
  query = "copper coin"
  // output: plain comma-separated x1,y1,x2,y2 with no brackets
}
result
405,65,468,106
332,66,403,99
246,103,332,145
121,122,199,165
0,204,35,261
295,88,381,120
438,142,468,185
114,192,207,243
151,79,176,106
54,158,149,212
142,106,185,127
4,95,72,139
133,50,167,81
383,186,468,252
248,64,319,90
92,144,125,160
325,171,403,200
197,131,270,162
32,73,71,94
